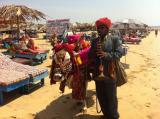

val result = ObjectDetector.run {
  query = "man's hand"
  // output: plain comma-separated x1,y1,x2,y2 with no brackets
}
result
96,50,107,58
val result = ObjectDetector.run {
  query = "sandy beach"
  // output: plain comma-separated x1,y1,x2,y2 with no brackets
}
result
0,31,160,119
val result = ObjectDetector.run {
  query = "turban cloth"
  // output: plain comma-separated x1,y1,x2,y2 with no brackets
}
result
54,43,73,52
95,17,112,28
67,34,81,44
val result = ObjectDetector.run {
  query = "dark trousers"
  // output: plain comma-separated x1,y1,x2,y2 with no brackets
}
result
95,78,119,119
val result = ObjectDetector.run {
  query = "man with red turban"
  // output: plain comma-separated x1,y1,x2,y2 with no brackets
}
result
88,17,123,119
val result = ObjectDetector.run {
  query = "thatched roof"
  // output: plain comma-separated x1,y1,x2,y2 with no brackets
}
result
111,19,149,30
71,22,96,31
0,5,46,22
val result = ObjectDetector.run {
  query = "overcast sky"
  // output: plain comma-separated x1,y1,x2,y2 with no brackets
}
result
0,0,160,26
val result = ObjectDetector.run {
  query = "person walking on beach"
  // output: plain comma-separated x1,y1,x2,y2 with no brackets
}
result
88,17,123,119
155,29,158,37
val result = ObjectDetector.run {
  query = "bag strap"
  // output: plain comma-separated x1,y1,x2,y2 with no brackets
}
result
111,36,116,52
111,36,121,61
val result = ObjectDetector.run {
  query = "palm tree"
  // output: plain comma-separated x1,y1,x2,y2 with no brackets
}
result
0,5,46,38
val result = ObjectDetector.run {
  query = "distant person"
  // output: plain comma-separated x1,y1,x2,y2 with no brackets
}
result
18,36,28,51
17,36,39,54
27,38,39,50
155,29,158,37
91,32,97,42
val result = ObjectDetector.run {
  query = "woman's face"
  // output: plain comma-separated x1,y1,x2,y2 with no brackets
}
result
97,25,109,37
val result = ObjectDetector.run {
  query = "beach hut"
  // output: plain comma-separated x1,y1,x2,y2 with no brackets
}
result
111,19,148,31
0,5,46,39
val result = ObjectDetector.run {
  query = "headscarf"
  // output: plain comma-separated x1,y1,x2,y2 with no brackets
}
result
95,17,112,28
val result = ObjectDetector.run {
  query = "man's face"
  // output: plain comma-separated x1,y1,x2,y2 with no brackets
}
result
97,25,109,37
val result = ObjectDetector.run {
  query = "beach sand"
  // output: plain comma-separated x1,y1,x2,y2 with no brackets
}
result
0,31,160,119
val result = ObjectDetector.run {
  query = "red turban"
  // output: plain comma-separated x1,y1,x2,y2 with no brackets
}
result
54,43,73,52
95,17,112,28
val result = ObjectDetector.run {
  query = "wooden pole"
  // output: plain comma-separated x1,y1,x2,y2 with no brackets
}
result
9,20,13,38
17,16,20,39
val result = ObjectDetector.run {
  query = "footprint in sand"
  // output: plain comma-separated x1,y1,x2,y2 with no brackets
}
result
141,93,147,96
127,75,135,79
130,71,140,74
153,72,157,76
140,66,148,71
141,64,147,67
151,66,157,69
147,115,152,119
22,113,36,119
146,58,152,61
147,62,154,66
145,102,151,108
156,93,160,97
130,100,136,104
148,112,160,119
10,116,16,119
140,67,148,71
152,87,159,91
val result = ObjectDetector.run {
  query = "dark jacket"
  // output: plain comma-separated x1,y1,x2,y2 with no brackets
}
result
88,35,123,79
